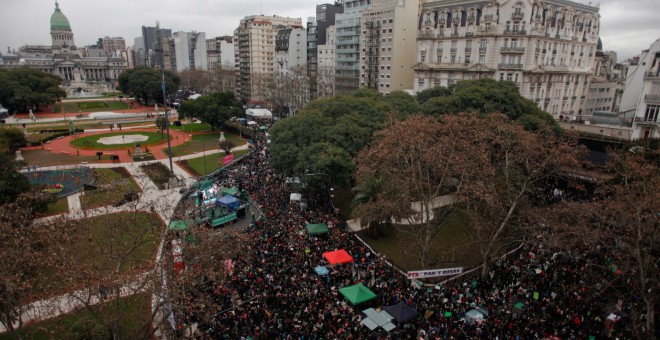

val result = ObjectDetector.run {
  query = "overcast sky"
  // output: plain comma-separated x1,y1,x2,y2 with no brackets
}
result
1,0,659,61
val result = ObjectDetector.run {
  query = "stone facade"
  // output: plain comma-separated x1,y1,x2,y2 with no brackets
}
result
414,0,600,121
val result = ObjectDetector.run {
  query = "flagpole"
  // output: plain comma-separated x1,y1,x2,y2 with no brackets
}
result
159,24,174,176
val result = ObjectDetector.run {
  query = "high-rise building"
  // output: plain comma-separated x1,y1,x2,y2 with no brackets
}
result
132,37,146,66
360,0,418,94
102,36,126,55
620,38,660,140
335,0,373,95
234,15,303,101
308,3,344,99
317,25,337,98
170,31,208,72
207,36,235,70
413,0,600,122
142,25,172,67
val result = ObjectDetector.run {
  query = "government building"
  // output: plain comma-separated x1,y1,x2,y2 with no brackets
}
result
413,0,600,122
0,2,127,97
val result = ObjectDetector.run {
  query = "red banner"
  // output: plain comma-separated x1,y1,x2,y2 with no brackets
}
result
223,153,234,165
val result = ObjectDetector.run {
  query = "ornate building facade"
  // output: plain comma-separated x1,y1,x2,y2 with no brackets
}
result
0,2,127,96
413,0,600,121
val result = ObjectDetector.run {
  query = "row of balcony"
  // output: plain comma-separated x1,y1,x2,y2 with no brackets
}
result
634,116,659,125
500,46,526,53
644,72,660,80
645,94,660,102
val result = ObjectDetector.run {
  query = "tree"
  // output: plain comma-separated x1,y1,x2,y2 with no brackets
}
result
453,114,582,277
0,68,66,113
415,85,452,105
270,65,310,117
117,66,180,105
155,116,169,139
316,65,335,99
354,115,483,268
208,63,236,93
382,91,421,119
350,176,390,237
178,69,211,93
96,151,104,160
177,92,243,130
0,153,31,205
0,192,76,338
419,78,558,131
545,142,659,339
0,127,28,154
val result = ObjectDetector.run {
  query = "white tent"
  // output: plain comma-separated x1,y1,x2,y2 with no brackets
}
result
246,108,273,119
290,193,302,202
188,93,202,100
247,121,258,126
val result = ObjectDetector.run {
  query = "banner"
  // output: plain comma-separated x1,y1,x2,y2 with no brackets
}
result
407,267,463,279
223,153,234,165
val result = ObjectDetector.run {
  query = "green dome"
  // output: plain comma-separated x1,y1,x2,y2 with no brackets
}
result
50,2,71,31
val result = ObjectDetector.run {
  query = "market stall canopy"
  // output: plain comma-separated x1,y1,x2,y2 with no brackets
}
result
314,266,329,276
290,193,302,202
217,195,240,210
247,121,258,126
246,108,273,119
361,308,396,332
339,283,377,305
306,223,329,235
222,187,239,196
188,93,201,100
259,126,268,131
323,249,354,264
168,220,189,232
383,302,420,323
464,307,489,324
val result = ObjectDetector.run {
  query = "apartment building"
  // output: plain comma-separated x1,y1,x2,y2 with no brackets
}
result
360,0,418,94
234,15,303,101
335,0,373,94
414,0,600,121
207,36,235,70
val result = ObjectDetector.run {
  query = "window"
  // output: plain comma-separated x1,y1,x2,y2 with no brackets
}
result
644,104,659,122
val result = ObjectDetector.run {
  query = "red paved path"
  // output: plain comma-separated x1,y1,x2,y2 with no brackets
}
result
24,128,193,163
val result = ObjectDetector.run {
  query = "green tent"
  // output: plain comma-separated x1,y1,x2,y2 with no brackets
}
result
196,180,214,191
306,223,329,235
339,283,377,305
222,187,240,196
168,220,189,232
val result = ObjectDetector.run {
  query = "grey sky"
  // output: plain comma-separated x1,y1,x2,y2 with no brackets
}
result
1,0,659,61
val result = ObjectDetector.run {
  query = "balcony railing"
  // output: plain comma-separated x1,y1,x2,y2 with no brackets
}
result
500,46,526,53
465,32,474,36
634,116,659,125
465,47,472,53
450,48,457,53
503,29,527,36
417,31,437,39
512,12,524,20
498,63,523,69
467,15,476,23
484,14,493,21
452,17,460,23
479,47,487,53
644,72,660,80
645,93,660,101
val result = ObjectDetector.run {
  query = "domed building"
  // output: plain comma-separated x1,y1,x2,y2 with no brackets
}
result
0,2,127,96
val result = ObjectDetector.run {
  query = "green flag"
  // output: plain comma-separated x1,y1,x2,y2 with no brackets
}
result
533,292,539,300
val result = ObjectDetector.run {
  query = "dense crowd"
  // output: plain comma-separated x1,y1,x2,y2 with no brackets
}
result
169,135,635,339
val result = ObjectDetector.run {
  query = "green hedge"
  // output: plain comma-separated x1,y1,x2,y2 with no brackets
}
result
31,129,84,145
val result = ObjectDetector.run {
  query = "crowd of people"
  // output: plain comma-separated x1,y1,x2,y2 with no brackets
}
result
167,134,635,339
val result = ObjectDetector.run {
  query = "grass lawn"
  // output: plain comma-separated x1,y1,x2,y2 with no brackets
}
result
356,208,484,271
45,196,69,215
54,101,130,113
0,293,151,340
80,168,141,209
179,149,250,176
169,122,213,133
71,131,169,150
165,131,245,157
68,211,162,275
20,149,101,167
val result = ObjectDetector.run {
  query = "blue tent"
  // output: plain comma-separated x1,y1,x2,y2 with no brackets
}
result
314,266,329,276
216,195,240,210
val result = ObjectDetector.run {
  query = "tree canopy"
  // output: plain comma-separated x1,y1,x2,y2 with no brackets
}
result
0,68,66,113
353,113,582,269
176,92,243,130
117,66,179,105
269,89,408,186
418,78,558,131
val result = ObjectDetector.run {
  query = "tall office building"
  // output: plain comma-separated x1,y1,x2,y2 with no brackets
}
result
234,15,303,101
142,25,172,67
335,0,372,95
414,0,600,121
308,3,344,99
360,0,418,94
